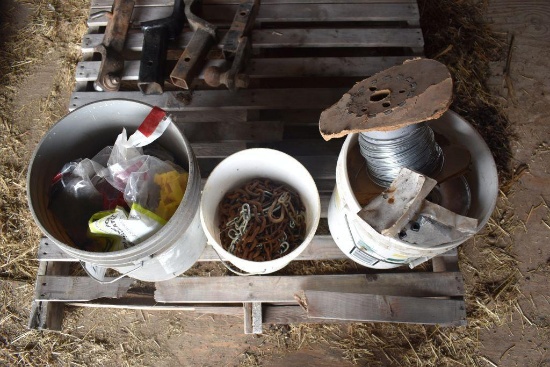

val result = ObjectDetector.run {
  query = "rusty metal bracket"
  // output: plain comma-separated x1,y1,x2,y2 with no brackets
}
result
138,0,185,95
222,0,259,58
204,37,250,90
170,0,217,90
204,0,259,91
93,0,135,92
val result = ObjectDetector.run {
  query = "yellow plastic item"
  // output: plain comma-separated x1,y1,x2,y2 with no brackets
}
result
154,170,189,221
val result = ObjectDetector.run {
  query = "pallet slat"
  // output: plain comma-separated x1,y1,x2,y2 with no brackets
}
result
75,56,409,82
33,273,463,302
191,139,343,158
35,276,135,301
183,120,285,143
91,0,418,8
88,3,419,26
154,272,465,304
243,302,263,334
81,28,423,53
198,155,336,179
69,88,347,111
28,262,70,330
303,290,467,326
37,235,346,262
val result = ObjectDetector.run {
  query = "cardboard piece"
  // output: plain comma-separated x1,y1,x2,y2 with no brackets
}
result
319,58,453,140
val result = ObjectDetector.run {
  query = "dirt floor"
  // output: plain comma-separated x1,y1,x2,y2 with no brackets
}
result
475,2,550,365
1,0,549,366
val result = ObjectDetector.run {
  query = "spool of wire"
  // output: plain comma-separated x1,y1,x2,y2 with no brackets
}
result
358,123,444,187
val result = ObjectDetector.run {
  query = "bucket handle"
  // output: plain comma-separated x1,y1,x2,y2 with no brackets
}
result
211,246,267,276
80,261,144,284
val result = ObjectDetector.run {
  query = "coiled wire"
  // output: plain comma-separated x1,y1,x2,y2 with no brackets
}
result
358,123,443,187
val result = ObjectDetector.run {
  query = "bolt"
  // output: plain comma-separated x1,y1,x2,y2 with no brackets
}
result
411,221,420,232
234,74,249,89
102,73,121,91
398,230,407,239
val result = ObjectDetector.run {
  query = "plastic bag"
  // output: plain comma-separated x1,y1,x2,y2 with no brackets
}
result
49,106,188,252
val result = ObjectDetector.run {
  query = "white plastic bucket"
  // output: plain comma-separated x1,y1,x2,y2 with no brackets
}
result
328,110,498,269
200,148,321,274
27,100,207,281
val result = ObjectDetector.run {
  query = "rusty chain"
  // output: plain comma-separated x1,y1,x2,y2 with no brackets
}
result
218,178,306,262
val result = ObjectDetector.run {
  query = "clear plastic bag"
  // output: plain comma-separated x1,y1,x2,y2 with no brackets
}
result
49,156,125,252
49,107,188,252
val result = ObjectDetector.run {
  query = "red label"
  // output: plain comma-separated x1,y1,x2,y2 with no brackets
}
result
138,106,166,137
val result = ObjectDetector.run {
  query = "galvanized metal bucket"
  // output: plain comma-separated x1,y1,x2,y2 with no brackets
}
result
27,99,206,282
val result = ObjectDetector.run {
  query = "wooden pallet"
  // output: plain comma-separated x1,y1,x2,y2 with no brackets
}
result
29,0,468,334
31,239,465,333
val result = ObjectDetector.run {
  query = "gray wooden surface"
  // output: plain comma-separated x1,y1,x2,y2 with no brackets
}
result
88,3,419,26
37,234,346,262
303,290,467,326
28,261,70,330
154,272,464,304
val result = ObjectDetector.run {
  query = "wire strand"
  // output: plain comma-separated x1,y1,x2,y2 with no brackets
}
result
358,123,443,187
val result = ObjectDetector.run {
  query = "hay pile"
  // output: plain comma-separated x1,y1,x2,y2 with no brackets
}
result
0,0,521,366
0,1,99,365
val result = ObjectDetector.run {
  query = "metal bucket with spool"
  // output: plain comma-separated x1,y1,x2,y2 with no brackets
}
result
328,111,498,269
27,100,206,282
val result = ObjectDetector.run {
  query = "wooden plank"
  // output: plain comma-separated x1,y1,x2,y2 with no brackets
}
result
35,275,135,301
197,156,337,179
91,0,417,8
60,299,464,327
303,290,467,326
88,4,419,26
175,109,247,123
38,235,345,262
203,4,419,23
81,28,423,53
252,28,423,49
68,302,242,315
191,139,343,158
432,248,460,272
245,57,408,78
198,235,345,262
192,142,247,158
263,304,368,325
263,302,467,327
70,88,347,111
263,304,311,324
66,294,243,315
247,139,343,157
154,272,465,303
243,302,263,334
75,56,408,82
181,121,284,143
36,238,73,262
28,261,70,330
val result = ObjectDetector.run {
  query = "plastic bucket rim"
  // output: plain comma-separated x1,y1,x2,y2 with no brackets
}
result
334,110,499,253
200,148,321,272
27,98,201,265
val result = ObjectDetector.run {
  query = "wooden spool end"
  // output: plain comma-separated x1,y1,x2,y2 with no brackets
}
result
319,58,453,141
